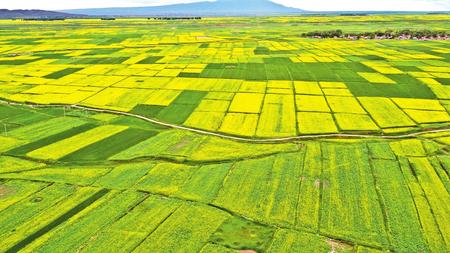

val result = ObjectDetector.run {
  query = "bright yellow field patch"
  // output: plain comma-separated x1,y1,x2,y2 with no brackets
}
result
322,89,353,97
22,85,79,94
144,89,181,106
113,77,170,89
83,87,128,107
334,113,379,131
27,125,128,160
47,73,85,85
184,112,225,131
205,92,235,101
267,80,291,89
408,72,433,78
294,81,322,95
239,81,266,93
358,72,396,84
267,88,292,94
319,82,347,89
419,66,450,73
195,99,230,112
182,68,203,74
392,98,446,111
295,95,330,112
123,54,150,65
404,109,450,124
431,72,450,79
370,66,403,74
112,89,156,110
257,94,297,137
358,97,415,128
418,78,441,86
229,93,264,113
219,113,258,137
326,96,366,114
72,75,125,87
0,136,24,152
156,69,182,77
297,112,338,134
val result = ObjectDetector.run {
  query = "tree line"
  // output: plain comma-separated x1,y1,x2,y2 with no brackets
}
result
301,29,449,40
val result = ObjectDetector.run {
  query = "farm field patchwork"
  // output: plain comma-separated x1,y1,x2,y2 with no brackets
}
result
0,15,449,252
0,16,449,137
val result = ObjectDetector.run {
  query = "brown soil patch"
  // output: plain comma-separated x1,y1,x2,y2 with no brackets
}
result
314,179,321,188
327,239,352,253
0,185,13,199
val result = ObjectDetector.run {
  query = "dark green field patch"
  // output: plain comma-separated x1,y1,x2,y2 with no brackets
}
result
1,111,54,131
44,68,84,79
71,57,128,64
136,56,163,64
130,104,165,118
263,57,292,64
0,59,40,65
60,128,158,162
436,78,450,85
110,116,167,131
171,90,207,105
156,103,199,124
199,68,224,78
245,63,267,81
0,105,30,120
178,72,200,78
6,124,97,156
154,90,207,124
34,53,71,59
82,48,122,55
6,38,41,45
346,81,436,99
266,64,291,80
210,217,275,252
289,64,314,81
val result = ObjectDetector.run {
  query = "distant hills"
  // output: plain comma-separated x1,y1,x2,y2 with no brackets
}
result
64,0,304,16
0,9,84,19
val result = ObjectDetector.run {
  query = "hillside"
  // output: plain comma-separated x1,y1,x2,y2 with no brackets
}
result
64,0,304,16
0,9,83,19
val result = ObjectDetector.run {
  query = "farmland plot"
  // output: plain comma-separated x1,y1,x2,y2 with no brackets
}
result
0,15,449,253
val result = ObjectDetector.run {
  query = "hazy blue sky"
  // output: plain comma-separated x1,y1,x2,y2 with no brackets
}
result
1,0,449,11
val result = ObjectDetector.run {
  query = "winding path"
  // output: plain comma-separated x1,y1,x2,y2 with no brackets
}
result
2,99,450,143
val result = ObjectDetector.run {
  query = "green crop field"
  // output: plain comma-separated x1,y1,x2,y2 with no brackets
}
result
0,15,449,253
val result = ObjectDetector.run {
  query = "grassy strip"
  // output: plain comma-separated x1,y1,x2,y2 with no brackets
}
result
5,188,109,253
6,123,97,156
136,56,163,64
44,68,83,79
60,128,158,162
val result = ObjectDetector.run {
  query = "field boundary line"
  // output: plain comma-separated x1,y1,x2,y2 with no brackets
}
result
1,99,450,143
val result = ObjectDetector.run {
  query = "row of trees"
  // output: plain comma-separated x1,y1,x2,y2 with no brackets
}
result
301,29,449,40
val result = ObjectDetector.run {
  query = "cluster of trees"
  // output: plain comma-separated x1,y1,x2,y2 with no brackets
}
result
301,29,449,40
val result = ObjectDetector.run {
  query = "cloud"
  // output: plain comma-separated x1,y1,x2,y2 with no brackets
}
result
273,0,450,11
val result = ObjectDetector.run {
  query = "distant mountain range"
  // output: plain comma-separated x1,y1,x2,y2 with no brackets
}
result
0,9,84,19
64,0,304,16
